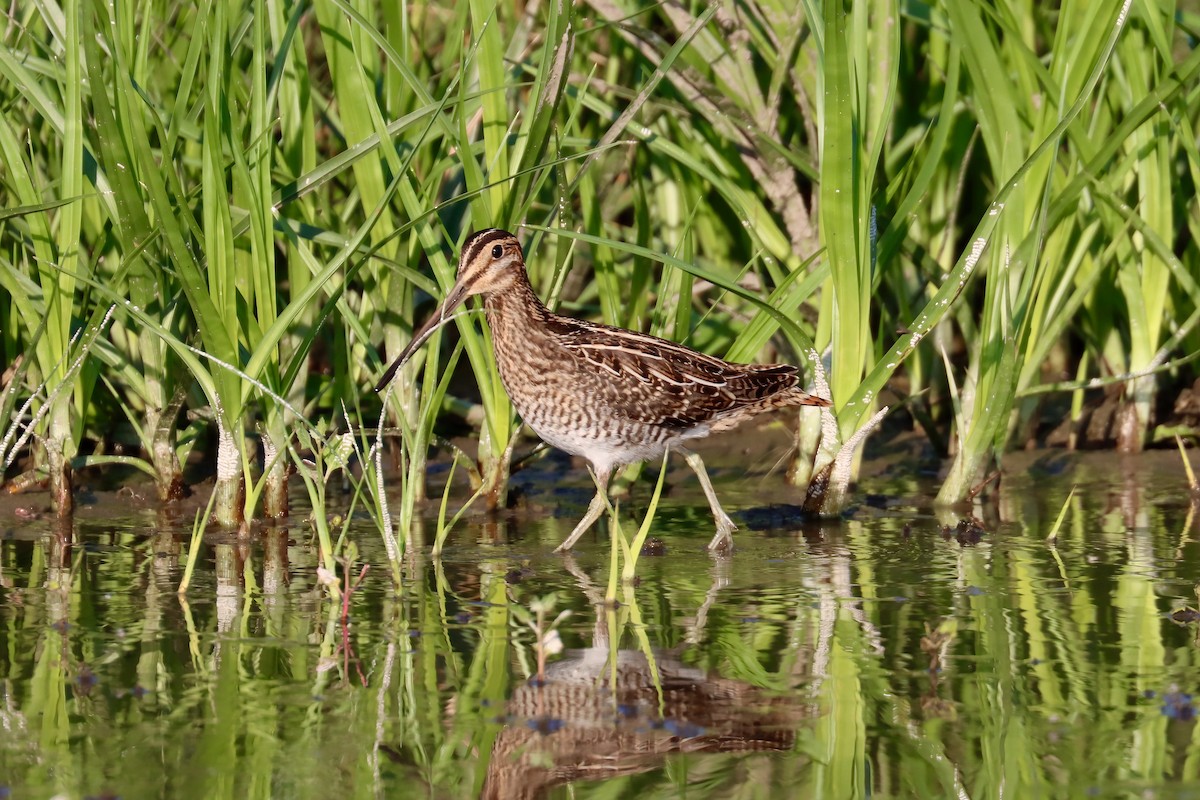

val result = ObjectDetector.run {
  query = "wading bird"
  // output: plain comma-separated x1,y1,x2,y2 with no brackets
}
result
376,229,829,553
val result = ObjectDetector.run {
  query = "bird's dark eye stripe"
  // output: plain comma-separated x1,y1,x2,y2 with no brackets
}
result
491,244,503,258
462,228,509,266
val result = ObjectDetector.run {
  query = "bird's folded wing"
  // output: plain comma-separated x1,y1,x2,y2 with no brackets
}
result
553,318,799,428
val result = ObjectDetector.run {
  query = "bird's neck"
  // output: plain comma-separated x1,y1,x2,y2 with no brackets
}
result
483,271,551,327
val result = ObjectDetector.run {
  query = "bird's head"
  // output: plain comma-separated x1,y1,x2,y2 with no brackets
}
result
374,229,525,391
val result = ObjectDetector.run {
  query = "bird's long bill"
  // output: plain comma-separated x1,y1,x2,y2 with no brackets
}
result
373,280,473,393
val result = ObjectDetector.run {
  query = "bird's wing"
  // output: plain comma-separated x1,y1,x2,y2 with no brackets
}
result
549,316,800,429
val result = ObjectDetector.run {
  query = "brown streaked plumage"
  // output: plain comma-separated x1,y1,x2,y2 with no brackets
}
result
376,228,830,553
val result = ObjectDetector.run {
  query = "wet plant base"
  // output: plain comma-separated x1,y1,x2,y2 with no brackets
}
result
1,447,1199,799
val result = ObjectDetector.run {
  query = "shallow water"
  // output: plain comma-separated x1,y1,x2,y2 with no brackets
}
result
2,447,1199,799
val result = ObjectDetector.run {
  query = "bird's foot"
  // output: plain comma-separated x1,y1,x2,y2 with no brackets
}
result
707,520,736,556
552,540,574,555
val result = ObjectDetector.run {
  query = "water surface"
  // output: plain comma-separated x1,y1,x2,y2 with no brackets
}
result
2,448,1198,798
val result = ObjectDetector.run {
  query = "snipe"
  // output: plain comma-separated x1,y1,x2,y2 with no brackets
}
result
376,229,830,553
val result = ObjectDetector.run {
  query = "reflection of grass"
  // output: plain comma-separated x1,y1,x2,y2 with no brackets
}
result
5,461,1200,795
1045,485,1076,587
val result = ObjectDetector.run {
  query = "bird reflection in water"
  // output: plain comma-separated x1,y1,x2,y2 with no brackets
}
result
477,557,813,800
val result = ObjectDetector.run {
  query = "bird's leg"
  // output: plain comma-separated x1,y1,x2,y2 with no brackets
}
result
555,465,613,553
678,447,736,554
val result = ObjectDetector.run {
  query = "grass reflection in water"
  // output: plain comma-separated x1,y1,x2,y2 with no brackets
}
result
1,449,1199,799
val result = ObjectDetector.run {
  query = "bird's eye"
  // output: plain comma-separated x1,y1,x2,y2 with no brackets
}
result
491,244,503,259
